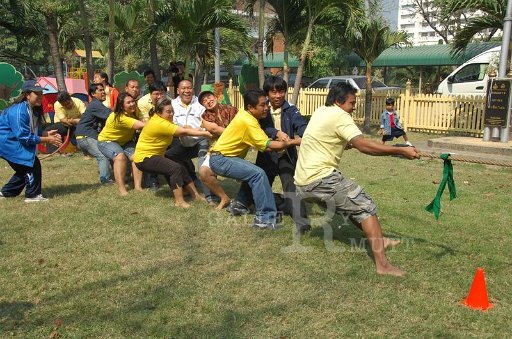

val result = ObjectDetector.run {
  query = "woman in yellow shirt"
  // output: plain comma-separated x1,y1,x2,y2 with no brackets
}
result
133,98,212,208
98,93,146,196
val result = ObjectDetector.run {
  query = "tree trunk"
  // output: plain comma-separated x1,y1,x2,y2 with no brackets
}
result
107,0,115,83
257,0,266,89
364,63,373,133
148,0,160,81
291,20,313,106
194,53,204,94
45,13,67,92
78,0,94,84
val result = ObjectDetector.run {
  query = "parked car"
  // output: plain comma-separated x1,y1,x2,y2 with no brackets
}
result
307,75,401,92
436,46,500,96
285,74,314,88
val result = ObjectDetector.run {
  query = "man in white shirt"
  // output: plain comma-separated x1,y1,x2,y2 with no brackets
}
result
165,80,216,203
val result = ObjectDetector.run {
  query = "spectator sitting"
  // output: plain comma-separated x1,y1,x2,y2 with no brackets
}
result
44,91,86,151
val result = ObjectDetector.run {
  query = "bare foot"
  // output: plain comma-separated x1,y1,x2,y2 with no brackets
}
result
194,195,207,203
175,201,191,208
383,237,401,249
215,198,231,210
376,263,405,277
119,190,129,196
134,188,144,192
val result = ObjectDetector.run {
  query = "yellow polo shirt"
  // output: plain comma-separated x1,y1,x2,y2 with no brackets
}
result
211,109,271,158
98,112,138,146
294,105,362,186
133,114,178,163
54,97,86,122
137,93,153,122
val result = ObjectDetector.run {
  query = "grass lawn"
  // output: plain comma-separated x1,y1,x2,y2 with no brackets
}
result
1,132,511,337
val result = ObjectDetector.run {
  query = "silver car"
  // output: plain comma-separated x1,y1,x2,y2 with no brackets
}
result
307,75,401,92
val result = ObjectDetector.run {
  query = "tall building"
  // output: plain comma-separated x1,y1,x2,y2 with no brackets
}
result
395,0,499,46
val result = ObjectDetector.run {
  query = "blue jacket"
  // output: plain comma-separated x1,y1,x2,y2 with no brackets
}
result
0,101,42,166
380,109,403,136
256,101,307,176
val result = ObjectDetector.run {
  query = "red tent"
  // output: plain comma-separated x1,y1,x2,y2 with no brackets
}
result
37,77,87,95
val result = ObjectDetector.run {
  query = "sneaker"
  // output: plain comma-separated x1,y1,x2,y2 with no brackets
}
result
24,194,49,203
405,141,413,146
227,200,250,216
0,192,5,199
252,217,279,230
101,179,114,185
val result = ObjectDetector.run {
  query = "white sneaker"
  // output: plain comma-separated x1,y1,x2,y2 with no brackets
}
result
0,192,5,199
405,141,413,146
24,194,49,203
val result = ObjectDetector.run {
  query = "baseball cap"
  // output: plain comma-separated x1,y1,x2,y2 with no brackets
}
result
22,80,44,92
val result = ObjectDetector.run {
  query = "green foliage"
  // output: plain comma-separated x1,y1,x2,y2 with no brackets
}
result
446,0,505,54
155,0,250,76
113,70,144,91
0,62,24,100
0,98,9,110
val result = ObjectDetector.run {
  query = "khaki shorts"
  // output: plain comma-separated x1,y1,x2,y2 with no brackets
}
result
296,170,376,224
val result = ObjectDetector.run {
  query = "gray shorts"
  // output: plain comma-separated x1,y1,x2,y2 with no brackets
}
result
296,170,376,224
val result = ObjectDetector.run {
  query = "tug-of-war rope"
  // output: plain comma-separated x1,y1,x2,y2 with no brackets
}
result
38,129,71,161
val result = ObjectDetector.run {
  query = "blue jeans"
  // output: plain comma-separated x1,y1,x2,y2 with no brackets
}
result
77,137,111,183
210,154,276,224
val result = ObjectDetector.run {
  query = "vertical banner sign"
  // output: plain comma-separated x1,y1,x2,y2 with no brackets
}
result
484,79,511,127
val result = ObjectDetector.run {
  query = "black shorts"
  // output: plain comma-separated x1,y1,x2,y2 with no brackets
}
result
382,127,406,142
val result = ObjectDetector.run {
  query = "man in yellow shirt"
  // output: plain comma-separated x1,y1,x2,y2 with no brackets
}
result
209,89,300,229
137,81,166,121
294,83,419,276
44,91,86,151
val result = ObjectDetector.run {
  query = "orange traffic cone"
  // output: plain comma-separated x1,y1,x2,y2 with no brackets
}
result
462,268,493,311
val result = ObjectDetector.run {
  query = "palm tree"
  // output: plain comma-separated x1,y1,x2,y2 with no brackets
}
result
108,0,115,82
245,0,267,89
147,0,160,81
290,0,360,106
349,17,410,133
264,0,304,85
3,1,76,91
156,0,248,93
257,0,266,88
78,0,94,84
446,0,505,54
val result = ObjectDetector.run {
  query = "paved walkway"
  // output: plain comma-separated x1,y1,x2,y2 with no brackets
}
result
412,137,512,166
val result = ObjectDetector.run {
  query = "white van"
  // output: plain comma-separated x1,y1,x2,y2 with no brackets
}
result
436,46,501,96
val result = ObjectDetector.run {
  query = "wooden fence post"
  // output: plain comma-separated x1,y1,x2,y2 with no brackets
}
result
402,79,412,131
228,78,234,105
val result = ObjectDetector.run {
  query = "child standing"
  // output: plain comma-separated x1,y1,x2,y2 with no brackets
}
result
380,97,412,146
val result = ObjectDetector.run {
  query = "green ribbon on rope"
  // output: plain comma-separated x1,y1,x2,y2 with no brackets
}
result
425,153,457,220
